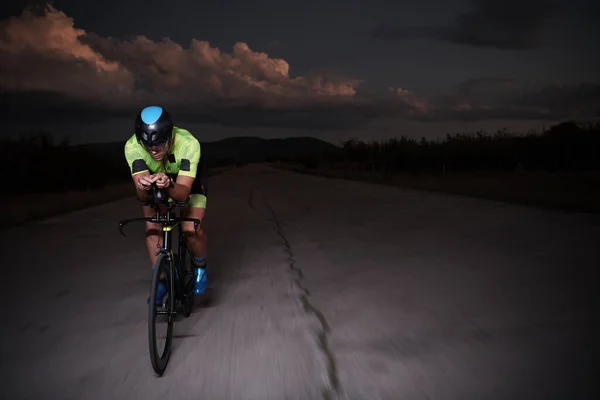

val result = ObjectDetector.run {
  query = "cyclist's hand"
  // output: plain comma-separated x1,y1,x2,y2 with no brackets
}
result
135,173,153,191
152,173,171,189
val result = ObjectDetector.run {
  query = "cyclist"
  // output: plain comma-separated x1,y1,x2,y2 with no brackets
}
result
124,105,208,302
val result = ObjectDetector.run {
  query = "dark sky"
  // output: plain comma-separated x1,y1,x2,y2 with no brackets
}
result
1,0,599,144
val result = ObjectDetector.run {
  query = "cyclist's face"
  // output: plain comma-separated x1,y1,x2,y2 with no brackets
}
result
145,140,170,160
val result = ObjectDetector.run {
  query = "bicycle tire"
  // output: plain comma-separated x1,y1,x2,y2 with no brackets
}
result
148,252,174,376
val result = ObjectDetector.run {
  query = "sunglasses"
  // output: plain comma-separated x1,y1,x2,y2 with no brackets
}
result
143,138,168,150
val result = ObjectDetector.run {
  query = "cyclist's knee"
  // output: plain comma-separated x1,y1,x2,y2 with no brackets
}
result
145,223,160,236
181,206,205,239
142,206,161,232
183,223,203,239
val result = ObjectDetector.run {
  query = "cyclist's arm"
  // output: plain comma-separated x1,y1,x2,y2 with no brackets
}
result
132,172,152,202
124,138,152,202
165,138,201,202
166,175,194,201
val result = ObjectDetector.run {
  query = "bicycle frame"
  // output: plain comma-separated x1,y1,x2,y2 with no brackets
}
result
118,183,201,300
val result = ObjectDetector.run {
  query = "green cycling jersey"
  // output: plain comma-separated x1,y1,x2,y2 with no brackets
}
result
124,126,206,208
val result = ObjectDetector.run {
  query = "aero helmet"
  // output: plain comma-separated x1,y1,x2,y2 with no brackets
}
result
135,105,174,147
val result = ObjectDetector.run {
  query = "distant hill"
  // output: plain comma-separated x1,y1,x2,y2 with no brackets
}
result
203,136,340,162
75,136,341,167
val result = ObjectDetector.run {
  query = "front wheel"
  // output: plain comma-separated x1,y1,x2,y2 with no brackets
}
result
148,252,174,376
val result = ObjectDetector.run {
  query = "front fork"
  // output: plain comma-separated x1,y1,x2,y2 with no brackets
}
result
156,220,187,302
154,225,176,309
156,211,195,300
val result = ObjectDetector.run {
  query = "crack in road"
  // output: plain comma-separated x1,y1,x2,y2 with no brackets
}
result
248,189,256,210
261,193,344,400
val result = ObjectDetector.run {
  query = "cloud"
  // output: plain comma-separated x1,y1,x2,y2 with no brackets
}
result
387,87,429,116
0,5,361,113
371,0,555,50
381,77,600,122
0,4,598,132
405,78,600,121
0,5,133,101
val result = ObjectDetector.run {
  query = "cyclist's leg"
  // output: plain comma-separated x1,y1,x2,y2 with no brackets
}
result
181,205,207,259
143,205,163,267
181,194,208,293
182,166,208,266
143,204,168,304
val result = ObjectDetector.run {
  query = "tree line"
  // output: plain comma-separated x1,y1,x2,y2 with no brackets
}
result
0,131,130,194
4,120,599,194
1,130,243,195
292,121,600,174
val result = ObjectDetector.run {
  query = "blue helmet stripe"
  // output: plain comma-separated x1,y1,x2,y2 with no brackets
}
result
141,106,163,124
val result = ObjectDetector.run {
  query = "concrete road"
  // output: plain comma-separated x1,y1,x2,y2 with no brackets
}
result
1,164,598,400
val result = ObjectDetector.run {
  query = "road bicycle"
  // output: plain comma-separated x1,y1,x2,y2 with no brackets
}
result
118,183,201,376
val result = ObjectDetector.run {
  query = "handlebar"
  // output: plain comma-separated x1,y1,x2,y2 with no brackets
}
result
118,216,200,236
141,182,188,208
117,182,200,236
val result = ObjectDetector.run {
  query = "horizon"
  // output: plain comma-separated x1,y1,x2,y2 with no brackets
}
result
5,117,586,148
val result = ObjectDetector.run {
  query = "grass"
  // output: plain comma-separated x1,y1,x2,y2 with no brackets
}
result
269,162,600,214
2,165,238,229
1,182,136,229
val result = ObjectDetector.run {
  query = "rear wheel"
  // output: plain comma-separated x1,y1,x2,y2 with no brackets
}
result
148,253,173,376
180,245,195,318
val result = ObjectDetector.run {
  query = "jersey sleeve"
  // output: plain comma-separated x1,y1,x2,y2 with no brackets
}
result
124,136,149,176
178,137,201,178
